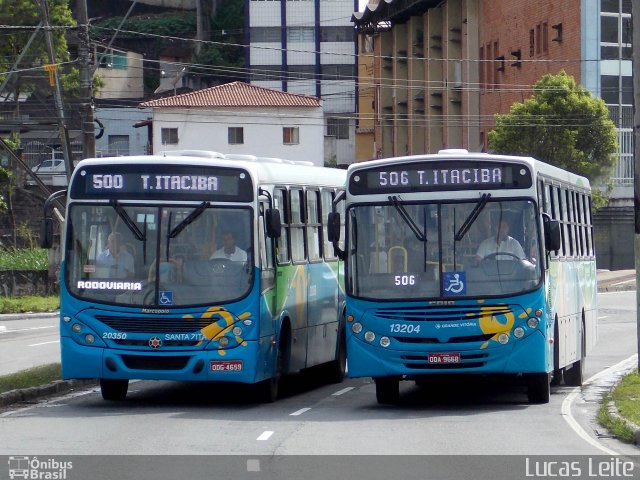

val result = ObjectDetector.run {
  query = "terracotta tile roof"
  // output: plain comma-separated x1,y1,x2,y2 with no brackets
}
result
139,81,321,108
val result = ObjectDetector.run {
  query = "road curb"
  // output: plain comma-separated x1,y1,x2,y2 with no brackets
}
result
604,375,640,445
0,379,97,407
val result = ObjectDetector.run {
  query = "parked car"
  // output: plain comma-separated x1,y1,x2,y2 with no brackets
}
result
31,158,65,174
27,153,68,186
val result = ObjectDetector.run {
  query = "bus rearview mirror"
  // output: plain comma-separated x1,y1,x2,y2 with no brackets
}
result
265,209,281,238
543,217,561,252
40,217,54,249
327,212,341,242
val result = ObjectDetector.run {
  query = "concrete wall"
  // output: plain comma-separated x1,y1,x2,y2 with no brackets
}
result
152,106,326,165
594,206,634,270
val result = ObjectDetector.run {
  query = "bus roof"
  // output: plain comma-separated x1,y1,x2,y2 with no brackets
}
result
77,151,346,189
349,149,590,190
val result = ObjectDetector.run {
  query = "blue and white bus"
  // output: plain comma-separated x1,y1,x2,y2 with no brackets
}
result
328,149,597,404
41,151,346,402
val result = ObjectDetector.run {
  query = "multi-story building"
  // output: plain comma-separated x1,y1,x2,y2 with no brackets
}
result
246,0,358,166
353,0,633,269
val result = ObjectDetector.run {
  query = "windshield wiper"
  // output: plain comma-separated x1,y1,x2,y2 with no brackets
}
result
110,199,145,241
389,195,427,242
454,193,491,241
168,202,208,239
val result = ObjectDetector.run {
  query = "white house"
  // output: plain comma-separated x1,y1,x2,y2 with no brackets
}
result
139,82,325,166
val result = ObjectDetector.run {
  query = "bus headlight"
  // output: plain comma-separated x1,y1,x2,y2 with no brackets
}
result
85,334,95,344
72,323,82,333
364,331,375,343
498,333,509,345
352,323,363,334
63,316,72,323
527,317,540,329
380,336,391,348
243,319,253,326
232,326,243,336
513,327,525,339
218,337,230,347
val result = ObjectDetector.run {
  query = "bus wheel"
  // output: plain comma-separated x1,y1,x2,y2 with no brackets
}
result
100,379,128,401
326,328,347,383
563,327,585,387
526,373,550,404
258,341,285,403
375,377,400,404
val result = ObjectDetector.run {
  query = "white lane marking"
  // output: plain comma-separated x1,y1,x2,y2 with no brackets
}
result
0,325,56,334
0,326,5,332
332,387,354,396
562,354,638,455
28,340,60,347
257,431,274,441
290,407,311,416
598,316,609,320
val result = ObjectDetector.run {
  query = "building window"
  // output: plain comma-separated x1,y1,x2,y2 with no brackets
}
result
283,127,299,145
161,128,178,145
250,27,281,43
228,127,244,145
108,135,130,156
320,26,355,42
287,27,314,43
327,117,349,139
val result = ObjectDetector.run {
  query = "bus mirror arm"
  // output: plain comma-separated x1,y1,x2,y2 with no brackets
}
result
542,213,561,253
40,189,67,249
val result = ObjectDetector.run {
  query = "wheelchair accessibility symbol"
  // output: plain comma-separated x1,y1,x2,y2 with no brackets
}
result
159,290,173,305
443,272,466,296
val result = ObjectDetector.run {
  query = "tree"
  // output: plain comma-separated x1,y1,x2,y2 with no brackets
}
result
488,71,618,187
0,0,75,100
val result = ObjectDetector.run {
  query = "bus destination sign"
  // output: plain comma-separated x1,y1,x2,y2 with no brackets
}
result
70,164,253,201
349,160,532,195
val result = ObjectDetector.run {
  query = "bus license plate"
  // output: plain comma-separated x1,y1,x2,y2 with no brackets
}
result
210,360,243,372
428,353,460,364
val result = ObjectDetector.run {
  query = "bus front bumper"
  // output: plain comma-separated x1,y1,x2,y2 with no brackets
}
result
346,329,548,378
60,336,272,384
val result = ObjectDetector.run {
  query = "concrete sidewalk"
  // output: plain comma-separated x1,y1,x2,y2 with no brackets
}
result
597,269,636,292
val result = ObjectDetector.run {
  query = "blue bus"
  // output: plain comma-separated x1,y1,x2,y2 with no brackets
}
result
328,149,597,404
41,151,346,402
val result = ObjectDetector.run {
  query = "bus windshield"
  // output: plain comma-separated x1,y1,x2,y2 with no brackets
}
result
66,203,253,307
347,199,541,299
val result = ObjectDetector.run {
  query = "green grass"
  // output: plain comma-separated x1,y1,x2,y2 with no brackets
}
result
598,370,640,443
0,248,49,270
0,364,62,394
0,295,59,313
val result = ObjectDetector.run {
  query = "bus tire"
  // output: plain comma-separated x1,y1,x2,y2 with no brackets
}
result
326,326,347,383
100,379,128,401
257,336,286,403
526,373,550,404
564,325,585,387
550,316,563,386
375,377,400,404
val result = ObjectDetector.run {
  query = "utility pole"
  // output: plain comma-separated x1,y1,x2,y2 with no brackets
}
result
39,0,73,182
77,0,95,160
633,0,640,370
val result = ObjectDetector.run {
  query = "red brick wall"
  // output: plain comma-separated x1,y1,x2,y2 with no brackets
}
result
478,0,582,148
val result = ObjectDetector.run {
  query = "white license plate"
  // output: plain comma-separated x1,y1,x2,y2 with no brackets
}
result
210,360,243,372
428,353,461,364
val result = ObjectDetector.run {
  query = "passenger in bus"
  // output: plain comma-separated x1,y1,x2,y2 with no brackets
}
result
210,230,247,262
96,232,134,278
474,219,525,262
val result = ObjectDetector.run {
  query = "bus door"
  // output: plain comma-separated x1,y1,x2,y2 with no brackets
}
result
259,200,277,333
305,189,335,366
